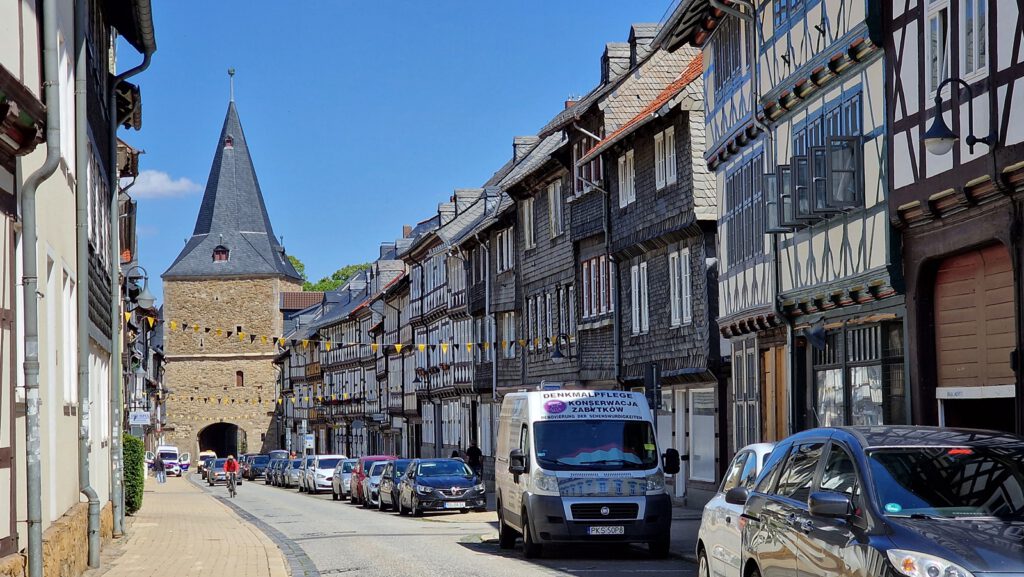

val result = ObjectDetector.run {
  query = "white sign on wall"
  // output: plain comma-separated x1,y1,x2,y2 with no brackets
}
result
303,433,315,449
128,411,151,426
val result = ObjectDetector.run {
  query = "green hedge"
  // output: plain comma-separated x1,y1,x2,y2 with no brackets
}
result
123,434,145,515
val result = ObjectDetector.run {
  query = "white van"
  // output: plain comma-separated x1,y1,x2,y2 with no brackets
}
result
495,389,679,559
155,445,182,477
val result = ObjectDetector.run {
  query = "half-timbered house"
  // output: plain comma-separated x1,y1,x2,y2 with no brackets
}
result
887,0,1024,433
660,0,905,450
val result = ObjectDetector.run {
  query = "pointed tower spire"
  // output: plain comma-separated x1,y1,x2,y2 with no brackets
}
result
163,101,301,281
228,68,235,102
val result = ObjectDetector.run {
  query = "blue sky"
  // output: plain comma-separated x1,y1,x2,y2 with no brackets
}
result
129,1,673,300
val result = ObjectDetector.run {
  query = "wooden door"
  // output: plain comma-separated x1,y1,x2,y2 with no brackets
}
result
934,245,1015,390
760,346,789,442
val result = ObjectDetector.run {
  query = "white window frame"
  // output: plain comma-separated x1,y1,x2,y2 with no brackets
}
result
926,0,951,97
535,297,543,348
497,228,514,272
523,197,535,249
680,247,692,324
655,133,666,189
669,251,681,326
631,261,649,334
599,256,608,313
961,0,988,80
502,312,516,359
618,150,636,208
665,126,677,185
582,261,591,319
545,292,553,345
568,285,576,335
548,180,564,236
631,264,641,335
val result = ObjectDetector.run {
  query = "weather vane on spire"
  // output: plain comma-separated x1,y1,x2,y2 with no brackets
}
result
228,68,236,102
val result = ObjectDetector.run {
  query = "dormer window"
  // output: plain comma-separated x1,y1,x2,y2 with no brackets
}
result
224,135,234,149
213,245,230,262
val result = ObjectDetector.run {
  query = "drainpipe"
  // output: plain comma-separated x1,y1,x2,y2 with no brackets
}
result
22,0,62,573
109,49,152,538
74,0,101,566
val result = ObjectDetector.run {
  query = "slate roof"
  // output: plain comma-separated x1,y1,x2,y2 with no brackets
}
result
599,48,700,133
281,292,325,312
163,102,302,281
500,132,568,191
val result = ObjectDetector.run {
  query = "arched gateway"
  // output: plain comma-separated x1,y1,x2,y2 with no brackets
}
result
160,99,303,457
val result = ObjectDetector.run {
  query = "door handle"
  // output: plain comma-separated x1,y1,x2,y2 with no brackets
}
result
726,515,732,524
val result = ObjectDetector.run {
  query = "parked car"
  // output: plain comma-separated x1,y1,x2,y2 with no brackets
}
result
264,459,281,485
197,451,217,477
246,455,271,480
283,459,303,488
298,455,317,492
207,459,227,485
360,461,388,509
377,459,411,511
199,456,216,480
350,455,395,505
304,454,346,494
695,443,774,577
239,454,256,479
397,458,486,517
271,458,288,486
730,426,1024,577
331,459,357,501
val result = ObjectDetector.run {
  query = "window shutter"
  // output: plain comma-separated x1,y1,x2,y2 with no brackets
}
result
665,127,677,184
631,264,640,334
618,155,627,208
639,261,649,332
669,252,681,326
681,248,692,324
654,133,666,189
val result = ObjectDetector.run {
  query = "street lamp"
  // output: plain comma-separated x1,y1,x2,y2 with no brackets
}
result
124,265,156,309
550,334,572,362
924,77,997,156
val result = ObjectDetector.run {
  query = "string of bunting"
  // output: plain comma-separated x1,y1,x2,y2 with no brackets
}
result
129,315,575,355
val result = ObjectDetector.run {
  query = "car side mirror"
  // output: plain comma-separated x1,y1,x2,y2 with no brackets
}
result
808,492,852,518
663,448,681,475
509,449,527,475
725,486,749,506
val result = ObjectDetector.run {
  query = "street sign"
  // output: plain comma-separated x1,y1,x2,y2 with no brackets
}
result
303,433,314,449
128,411,151,426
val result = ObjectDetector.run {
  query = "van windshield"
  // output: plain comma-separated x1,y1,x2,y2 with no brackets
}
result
158,452,176,460
533,420,659,471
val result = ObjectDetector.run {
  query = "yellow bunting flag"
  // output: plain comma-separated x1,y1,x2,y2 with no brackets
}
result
533,338,540,347
147,317,156,328
215,328,222,336
394,344,404,353
371,343,378,353
418,344,426,352
502,340,508,350
193,324,200,333
440,343,449,354
261,335,268,344
170,321,178,331
238,332,245,342
124,312,131,323
518,339,526,348
483,341,490,350
302,340,309,348
325,341,332,351
465,343,473,352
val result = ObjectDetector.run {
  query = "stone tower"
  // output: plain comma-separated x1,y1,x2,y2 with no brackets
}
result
162,101,302,458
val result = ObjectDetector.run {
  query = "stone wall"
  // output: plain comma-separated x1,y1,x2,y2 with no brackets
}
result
0,553,24,577
163,276,301,456
41,503,87,577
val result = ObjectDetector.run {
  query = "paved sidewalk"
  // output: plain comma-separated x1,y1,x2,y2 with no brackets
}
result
85,476,289,577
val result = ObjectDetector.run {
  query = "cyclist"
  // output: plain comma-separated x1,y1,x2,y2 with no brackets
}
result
224,455,240,498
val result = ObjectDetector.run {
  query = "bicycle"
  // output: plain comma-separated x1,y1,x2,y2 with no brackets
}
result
227,472,237,498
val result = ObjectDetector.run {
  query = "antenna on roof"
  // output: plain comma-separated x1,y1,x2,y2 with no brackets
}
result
228,68,236,102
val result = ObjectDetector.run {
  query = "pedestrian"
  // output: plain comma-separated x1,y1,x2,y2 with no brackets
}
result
153,453,166,484
465,440,483,478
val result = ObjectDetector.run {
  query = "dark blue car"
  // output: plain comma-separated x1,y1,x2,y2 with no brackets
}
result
396,458,486,516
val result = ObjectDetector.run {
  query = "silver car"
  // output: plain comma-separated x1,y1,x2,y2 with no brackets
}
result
331,459,357,501
360,461,388,509
696,443,775,577
298,455,316,492
283,459,303,488
305,454,346,495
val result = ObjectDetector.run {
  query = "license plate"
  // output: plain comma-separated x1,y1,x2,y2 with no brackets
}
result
587,526,625,535
444,501,466,509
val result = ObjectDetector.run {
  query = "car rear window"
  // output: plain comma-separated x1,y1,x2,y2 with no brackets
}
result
319,458,340,470
342,461,354,473
253,456,269,465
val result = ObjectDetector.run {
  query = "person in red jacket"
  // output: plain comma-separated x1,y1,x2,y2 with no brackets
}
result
224,455,240,496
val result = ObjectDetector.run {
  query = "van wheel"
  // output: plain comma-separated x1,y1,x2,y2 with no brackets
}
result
649,535,670,559
522,510,542,559
497,505,516,550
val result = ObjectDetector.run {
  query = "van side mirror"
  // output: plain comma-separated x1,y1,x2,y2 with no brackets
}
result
725,486,749,506
808,492,852,518
662,448,680,475
509,449,527,475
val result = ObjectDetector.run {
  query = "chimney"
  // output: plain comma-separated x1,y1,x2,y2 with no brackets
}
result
438,202,457,226
402,224,412,238
379,242,396,259
601,42,631,84
629,23,660,66
564,98,578,110
513,136,540,162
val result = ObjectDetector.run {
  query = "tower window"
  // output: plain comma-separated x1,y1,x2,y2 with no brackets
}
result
213,245,230,262
224,135,234,148
236,371,244,387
